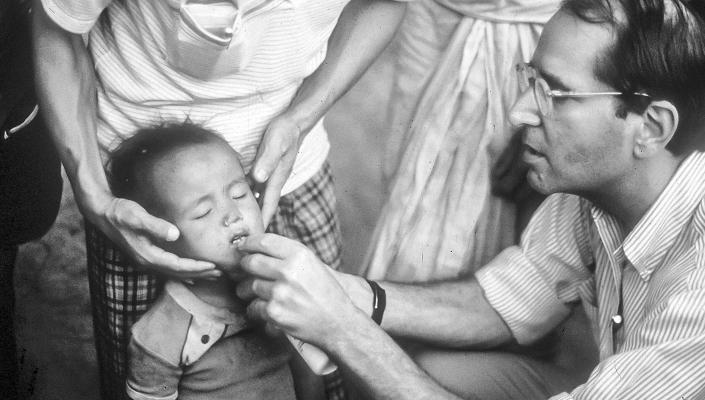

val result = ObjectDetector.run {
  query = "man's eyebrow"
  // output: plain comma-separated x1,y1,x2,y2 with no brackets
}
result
528,62,571,91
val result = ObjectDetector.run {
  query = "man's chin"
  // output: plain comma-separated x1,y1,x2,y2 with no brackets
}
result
527,170,554,196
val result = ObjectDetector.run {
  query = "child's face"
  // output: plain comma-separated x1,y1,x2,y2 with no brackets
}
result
149,140,264,272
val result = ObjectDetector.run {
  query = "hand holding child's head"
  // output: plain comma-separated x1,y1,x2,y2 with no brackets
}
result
108,123,265,276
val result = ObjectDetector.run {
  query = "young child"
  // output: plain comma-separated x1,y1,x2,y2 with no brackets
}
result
108,123,296,400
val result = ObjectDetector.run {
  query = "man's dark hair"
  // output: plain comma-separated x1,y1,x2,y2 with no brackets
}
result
107,123,229,210
562,0,705,154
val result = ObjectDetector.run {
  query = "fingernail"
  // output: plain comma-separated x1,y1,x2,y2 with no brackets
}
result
166,227,179,241
255,169,267,181
183,279,195,286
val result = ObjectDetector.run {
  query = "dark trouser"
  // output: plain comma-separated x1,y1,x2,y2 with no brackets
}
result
86,163,342,400
0,245,18,400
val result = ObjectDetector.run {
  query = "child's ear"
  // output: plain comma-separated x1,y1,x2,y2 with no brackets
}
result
634,100,678,158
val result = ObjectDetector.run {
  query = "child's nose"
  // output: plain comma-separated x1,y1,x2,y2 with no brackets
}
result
223,209,242,227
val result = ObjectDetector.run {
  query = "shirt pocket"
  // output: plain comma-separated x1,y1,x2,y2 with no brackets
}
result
165,0,289,79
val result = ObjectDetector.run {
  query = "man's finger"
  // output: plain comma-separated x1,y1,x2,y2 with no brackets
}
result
247,299,269,322
264,322,283,338
237,233,303,259
239,252,285,279
236,278,275,301
236,278,257,301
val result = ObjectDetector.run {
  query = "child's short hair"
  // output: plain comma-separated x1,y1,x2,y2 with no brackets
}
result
107,123,230,208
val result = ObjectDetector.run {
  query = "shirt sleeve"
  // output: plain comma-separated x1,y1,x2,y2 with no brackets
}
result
126,337,182,400
476,193,595,344
550,286,705,400
40,0,112,33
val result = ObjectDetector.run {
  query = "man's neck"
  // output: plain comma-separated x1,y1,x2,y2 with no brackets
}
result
585,154,685,234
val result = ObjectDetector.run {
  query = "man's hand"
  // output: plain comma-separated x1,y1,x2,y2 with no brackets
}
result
251,114,303,228
94,196,220,280
235,233,359,348
491,130,533,202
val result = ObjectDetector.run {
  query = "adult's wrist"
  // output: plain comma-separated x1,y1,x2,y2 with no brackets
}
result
322,305,377,355
75,182,113,223
334,272,374,317
278,106,318,141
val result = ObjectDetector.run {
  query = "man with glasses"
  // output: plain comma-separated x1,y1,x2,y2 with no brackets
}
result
236,0,705,399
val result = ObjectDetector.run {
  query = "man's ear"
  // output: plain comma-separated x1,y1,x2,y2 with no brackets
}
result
634,100,679,158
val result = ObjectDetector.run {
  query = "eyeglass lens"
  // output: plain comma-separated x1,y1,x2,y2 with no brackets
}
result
516,64,552,117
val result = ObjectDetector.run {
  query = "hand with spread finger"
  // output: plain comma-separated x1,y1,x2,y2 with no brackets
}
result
235,233,362,350
96,196,220,280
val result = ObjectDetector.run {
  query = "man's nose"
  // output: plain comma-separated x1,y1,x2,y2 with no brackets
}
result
509,89,541,128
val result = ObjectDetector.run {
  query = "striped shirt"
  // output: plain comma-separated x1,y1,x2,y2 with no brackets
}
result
476,151,705,400
41,0,413,194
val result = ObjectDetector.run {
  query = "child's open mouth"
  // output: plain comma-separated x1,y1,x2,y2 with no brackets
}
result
230,233,247,245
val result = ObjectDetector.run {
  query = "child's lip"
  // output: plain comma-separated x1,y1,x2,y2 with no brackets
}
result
230,231,249,245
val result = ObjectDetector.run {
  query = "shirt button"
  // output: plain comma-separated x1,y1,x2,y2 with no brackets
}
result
201,335,210,344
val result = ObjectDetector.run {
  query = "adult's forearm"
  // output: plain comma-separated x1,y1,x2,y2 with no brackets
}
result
326,307,463,400
32,3,110,219
285,0,406,132
342,274,514,348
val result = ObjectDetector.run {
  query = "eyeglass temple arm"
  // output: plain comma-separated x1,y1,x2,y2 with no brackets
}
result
548,91,650,98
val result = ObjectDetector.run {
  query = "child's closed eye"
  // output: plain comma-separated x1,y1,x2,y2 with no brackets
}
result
230,187,249,199
193,209,212,219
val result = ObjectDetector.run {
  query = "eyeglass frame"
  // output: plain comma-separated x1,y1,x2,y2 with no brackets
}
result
515,62,651,118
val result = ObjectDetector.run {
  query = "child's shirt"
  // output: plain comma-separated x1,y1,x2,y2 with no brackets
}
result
126,280,295,400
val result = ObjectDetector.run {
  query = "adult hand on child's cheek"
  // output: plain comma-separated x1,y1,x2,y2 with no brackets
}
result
96,196,220,280
251,114,304,228
235,233,357,349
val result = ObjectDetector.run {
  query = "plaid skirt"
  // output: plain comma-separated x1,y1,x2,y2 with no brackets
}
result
86,163,342,400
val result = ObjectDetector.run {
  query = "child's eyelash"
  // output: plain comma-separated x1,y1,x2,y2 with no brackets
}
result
195,209,211,219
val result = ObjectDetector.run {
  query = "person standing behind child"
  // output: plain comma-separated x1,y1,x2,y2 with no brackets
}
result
32,0,408,398
108,123,298,400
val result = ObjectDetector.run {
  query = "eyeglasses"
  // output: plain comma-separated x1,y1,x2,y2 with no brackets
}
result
515,63,650,117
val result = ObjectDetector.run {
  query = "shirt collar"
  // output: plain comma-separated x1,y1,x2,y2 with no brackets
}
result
591,152,705,279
